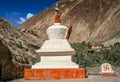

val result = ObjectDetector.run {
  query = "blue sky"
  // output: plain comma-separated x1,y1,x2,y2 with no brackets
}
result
0,0,59,27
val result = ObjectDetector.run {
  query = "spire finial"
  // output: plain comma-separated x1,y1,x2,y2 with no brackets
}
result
55,3,59,12
54,3,61,23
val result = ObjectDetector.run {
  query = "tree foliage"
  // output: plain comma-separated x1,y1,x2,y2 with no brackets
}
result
71,42,120,67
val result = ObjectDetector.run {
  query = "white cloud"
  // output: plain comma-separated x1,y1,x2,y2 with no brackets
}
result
10,12,20,15
17,17,26,24
26,13,34,19
17,13,34,24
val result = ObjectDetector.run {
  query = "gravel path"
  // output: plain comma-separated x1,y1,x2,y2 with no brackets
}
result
8,75,120,82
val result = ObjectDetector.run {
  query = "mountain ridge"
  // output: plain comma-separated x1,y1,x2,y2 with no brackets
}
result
19,0,120,46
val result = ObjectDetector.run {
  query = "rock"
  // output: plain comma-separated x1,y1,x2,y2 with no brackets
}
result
0,40,24,80
0,17,43,81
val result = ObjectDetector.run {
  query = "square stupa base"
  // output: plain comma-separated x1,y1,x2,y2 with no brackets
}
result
101,73,115,76
31,56,79,68
24,68,86,80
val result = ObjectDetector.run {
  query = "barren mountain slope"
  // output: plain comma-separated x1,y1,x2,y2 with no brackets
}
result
0,17,43,80
19,0,120,46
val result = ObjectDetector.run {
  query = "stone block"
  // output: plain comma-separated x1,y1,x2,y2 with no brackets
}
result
100,63,115,76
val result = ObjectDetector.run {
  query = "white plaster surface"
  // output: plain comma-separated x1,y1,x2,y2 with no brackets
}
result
100,63,114,74
47,23,68,39
36,39,74,52
34,39,78,68
41,56,72,61
32,61,78,68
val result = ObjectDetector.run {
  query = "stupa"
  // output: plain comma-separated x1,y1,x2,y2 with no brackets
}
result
24,3,86,80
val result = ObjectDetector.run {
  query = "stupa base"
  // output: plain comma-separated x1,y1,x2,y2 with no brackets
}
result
32,61,79,68
24,68,86,80
101,73,115,76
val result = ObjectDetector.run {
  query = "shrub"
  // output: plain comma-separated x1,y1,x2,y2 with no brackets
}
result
29,56,39,64
71,42,120,67
10,41,23,49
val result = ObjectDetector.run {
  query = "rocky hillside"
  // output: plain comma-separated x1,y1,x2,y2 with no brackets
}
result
0,17,43,81
19,0,120,46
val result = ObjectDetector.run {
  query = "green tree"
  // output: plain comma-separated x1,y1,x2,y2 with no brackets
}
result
71,42,120,67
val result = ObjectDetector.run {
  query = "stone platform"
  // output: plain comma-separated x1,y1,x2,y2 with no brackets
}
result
36,39,75,56
102,73,115,76
24,68,86,80
32,56,79,68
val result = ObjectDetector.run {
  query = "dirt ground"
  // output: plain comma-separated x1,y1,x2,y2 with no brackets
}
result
8,75,120,82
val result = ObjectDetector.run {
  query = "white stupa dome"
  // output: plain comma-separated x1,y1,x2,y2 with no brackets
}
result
47,23,68,39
